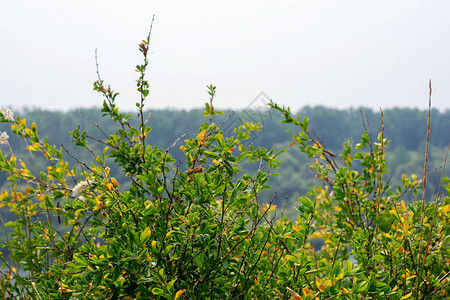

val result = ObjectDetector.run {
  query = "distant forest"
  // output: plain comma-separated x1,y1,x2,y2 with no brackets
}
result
1,106,449,217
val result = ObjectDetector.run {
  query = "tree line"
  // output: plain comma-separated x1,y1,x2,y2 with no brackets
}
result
1,106,448,209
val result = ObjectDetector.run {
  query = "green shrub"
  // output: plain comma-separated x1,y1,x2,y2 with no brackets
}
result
0,28,448,299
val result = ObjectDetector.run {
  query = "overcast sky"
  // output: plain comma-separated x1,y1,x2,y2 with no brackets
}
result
2,0,450,113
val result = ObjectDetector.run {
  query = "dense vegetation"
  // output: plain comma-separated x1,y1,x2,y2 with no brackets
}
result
0,28,449,299
1,105,448,207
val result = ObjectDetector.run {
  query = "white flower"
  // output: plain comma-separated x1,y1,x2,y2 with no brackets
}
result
0,106,14,122
72,180,92,196
0,132,9,144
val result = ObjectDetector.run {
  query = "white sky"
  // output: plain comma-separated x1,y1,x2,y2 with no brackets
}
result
2,0,450,112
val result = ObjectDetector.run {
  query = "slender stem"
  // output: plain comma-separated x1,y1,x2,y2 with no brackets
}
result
415,80,432,297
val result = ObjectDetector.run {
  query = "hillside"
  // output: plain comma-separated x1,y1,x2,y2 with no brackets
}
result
1,106,448,208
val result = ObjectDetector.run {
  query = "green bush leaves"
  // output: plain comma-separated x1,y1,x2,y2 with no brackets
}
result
0,30,448,300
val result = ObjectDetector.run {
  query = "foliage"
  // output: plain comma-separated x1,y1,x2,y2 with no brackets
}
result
2,106,449,208
0,33,291,299
269,103,450,299
0,29,449,299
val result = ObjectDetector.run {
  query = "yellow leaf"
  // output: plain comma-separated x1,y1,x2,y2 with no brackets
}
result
111,177,119,187
286,287,303,300
25,144,39,151
216,132,224,143
142,227,151,238
316,277,326,292
94,199,105,211
75,209,85,216
383,233,393,239
302,286,312,296
174,289,185,300
390,208,399,220
0,190,8,201
400,292,413,299
20,160,27,168
285,255,296,262
400,200,406,211
403,222,410,236
197,130,207,142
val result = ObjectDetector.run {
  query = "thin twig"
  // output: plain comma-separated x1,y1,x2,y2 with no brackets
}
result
165,133,188,154
31,282,43,300
373,107,385,237
78,109,109,139
418,80,432,242
416,79,432,296
419,80,432,212
421,143,449,271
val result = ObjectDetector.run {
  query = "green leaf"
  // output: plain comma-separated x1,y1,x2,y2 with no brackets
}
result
298,196,314,214
140,227,152,245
